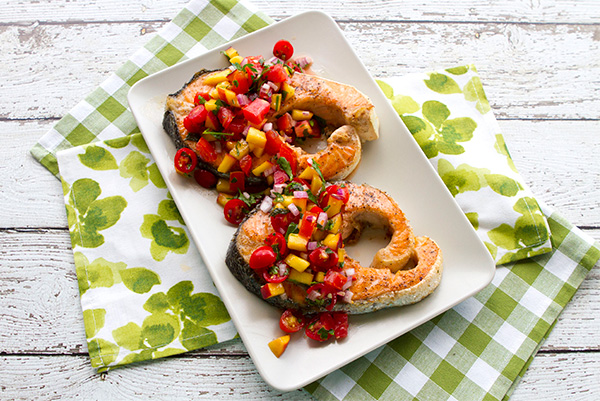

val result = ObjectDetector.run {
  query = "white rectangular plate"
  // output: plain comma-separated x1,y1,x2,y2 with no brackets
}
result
128,11,495,392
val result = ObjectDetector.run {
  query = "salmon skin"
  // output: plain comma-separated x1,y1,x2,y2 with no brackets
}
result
226,182,443,314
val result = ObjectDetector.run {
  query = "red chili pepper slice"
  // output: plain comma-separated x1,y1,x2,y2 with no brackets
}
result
174,147,197,175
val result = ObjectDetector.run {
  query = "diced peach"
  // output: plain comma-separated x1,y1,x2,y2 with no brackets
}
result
288,269,314,286
284,252,310,271
268,335,290,358
260,283,285,299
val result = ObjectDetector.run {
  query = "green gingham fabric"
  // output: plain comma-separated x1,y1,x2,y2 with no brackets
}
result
305,206,599,400
30,1,600,399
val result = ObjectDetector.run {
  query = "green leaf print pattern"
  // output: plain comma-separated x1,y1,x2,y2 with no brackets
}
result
67,178,127,248
112,281,230,360
120,268,161,294
463,76,491,114
141,199,189,261
487,197,551,264
78,145,118,171
75,253,126,295
437,159,522,197
119,151,166,192
424,73,462,94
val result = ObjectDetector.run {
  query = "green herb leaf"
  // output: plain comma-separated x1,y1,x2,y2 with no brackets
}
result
277,157,293,180
284,222,299,240
203,131,233,140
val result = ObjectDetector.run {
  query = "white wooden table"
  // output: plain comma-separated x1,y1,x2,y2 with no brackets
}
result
1,1,599,399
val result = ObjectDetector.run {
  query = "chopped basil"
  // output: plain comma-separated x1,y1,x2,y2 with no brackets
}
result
277,157,293,180
324,219,335,231
311,159,327,192
284,222,299,240
317,327,334,340
269,207,289,217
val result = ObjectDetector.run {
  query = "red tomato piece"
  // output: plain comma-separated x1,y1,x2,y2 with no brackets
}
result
294,120,312,138
324,270,347,290
332,312,348,339
278,144,297,176
327,184,350,203
239,154,253,175
194,92,210,105
183,105,208,133
195,137,218,164
263,262,290,283
223,198,247,225
174,147,197,175
193,168,217,188
270,211,300,235
227,70,251,94
273,40,294,61
229,171,245,193
309,119,322,138
218,107,235,130
276,113,294,134
309,246,339,272
264,129,284,155
242,98,271,125
243,55,264,80
249,245,277,270
306,283,338,311
298,212,318,239
265,232,287,258
266,63,288,83
305,313,335,342
226,116,247,140
279,309,305,333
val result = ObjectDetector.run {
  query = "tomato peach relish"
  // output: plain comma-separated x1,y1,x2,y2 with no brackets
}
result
172,41,351,357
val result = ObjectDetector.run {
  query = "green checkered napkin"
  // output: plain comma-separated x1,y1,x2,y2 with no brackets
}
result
31,0,600,399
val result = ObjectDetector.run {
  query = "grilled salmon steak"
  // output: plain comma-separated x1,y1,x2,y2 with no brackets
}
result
226,182,443,314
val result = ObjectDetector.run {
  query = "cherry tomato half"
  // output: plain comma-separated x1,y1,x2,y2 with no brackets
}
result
194,168,217,188
263,262,290,283
324,270,347,290
309,246,339,271
223,198,247,225
326,184,350,203
174,148,197,174
195,137,218,164
183,105,208,134
249,245,277,270
273,40,294,61
270,210,301,235
279,309,305,333
305,313,335,342
265,232,287,258
332,312,348,339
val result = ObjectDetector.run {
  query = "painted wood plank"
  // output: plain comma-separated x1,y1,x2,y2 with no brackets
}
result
1,21,599,120
1,0,599,24
0,352,598,400
2,120,598,228
0,229,597,354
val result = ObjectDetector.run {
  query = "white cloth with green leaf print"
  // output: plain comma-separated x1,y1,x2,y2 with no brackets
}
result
377,66,552,265
57,134,236,369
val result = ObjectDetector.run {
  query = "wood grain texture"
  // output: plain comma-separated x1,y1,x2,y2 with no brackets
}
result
0,352,598,400
1,0,599,399
2,21,599,120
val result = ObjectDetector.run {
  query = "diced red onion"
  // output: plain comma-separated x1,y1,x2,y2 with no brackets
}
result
343,291,353,303
260,196,273,213
342,278,353,291
293,191,308,199
264,165,277,177
242,192,250,199
241,58,249,66
259,83,272,100
297,56,313,69
284,134,293,143
274,170,288,184
288,203,300,216
267,81,280,92
227,65,236,72
267,56,282,65
263,122,273,132
307,241,318,251
317,212,328,226
278,261,289,275
298,252,308,260
307,290,320,301
271,183,286,193
237,94,250,106
249,93,258,101
344,268,355,277
214,141,222,153
241,126,250,138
